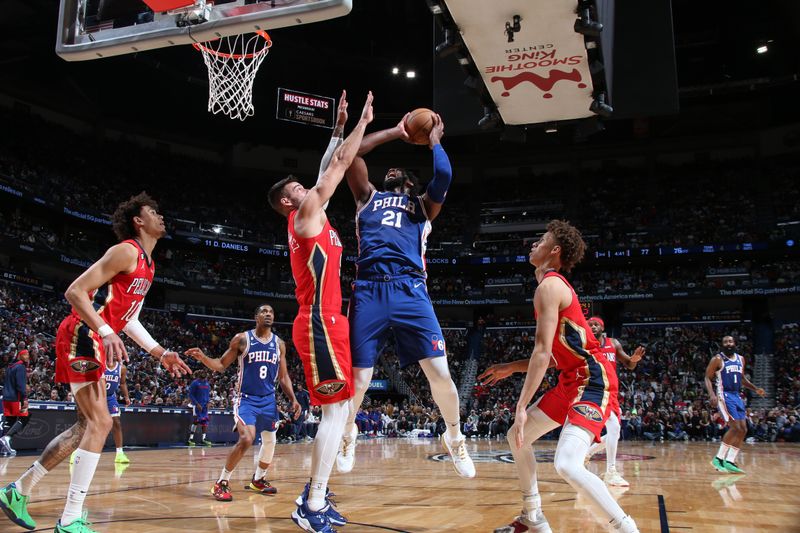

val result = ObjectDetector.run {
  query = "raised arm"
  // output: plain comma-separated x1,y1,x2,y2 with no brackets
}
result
704,356,723,407
420,114,451,221
316,90,348,210
613,338,645,370
184,333,246,373
295,92,374,236
356,113,410,157
277,340,302,419
512,278,564,449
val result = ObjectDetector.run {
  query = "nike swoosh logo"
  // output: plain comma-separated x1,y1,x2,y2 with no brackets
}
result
414,282,424,288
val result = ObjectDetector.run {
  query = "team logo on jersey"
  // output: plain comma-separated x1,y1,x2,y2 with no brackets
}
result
315,380,346,396
70,358,101,374
572,403,603,422
431,336,445,353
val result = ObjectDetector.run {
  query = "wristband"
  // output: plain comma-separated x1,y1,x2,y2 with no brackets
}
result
98,324,114,338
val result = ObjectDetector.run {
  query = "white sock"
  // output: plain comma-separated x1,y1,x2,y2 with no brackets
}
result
605,413,621,473
419,357,462,441
218,468,232,483
716,443,731,460
61,449,101,526
309,400,349,512
725,446,739,463
610,514,639,533
508,406,560,509
553,424,630,524
202,433,207,441
16,461,48,497
116,448,123,454
522,491,542,519
255,465,268,480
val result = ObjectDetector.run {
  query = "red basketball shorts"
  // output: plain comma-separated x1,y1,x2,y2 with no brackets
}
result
55,315,106,384
2,401,29,417
536,381,613,443
292,307,353,406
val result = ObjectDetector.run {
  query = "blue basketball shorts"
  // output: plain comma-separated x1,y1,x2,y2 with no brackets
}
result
107,396,120,417
193,404,209,425
719,391,746,422
233,394,278,432
349,276,446,369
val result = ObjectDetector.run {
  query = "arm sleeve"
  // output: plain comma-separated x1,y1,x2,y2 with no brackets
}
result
426,144,452,204
316,135,344,210
122,319,160,354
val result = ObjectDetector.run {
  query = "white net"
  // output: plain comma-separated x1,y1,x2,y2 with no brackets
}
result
194,31,272,121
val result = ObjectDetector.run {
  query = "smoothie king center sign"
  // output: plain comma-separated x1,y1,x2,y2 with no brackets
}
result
446,0,595,124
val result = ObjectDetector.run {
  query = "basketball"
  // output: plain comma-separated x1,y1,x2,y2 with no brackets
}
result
404,108,436,145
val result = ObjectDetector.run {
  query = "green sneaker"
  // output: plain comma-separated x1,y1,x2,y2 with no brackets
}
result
710,456,728,473
187,440,196,447
723,460,745,474
202,440,213,447
0,482,36,530
55,511,98,533
114,451,130,464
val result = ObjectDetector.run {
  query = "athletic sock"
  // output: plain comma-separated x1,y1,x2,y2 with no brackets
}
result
725,446,739,463
716,443,730,461
16,461,48,496
61,449,101,526
218,468,232,483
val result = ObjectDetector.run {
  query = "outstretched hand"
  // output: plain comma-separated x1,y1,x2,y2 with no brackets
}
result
360,91,374,123
335,90,348,129
478,363,514,386
184,347,206,362
395,112,411,143
160,351,192,378
429,113,444,148
513,404,528,450
630,346,646,363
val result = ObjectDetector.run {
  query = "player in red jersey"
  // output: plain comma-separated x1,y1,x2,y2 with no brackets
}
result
268,91,373,533
584,316,645,487
0,193,191,533
489,220,638,533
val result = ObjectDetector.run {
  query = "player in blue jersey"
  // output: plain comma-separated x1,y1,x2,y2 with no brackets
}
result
104,361,131,464
185,304,301,502
187,370,212,447
339,113,475,478
704,335,765,474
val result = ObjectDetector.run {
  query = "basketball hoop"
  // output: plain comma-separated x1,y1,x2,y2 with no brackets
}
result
193,30,272,121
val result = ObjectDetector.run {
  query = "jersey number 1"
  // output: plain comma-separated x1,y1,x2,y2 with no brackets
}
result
381,211,402,228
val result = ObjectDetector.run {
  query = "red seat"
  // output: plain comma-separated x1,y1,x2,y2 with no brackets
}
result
142,0,197,12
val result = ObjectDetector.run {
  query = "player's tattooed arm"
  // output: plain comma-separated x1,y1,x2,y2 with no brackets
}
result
39,409,88,470
184,333,245,372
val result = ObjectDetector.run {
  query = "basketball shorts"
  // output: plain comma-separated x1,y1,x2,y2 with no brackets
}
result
2,401,29,418
349,276,446,369
107,396,121,417
55,315,106,384
609,393,621,418
719,391,746,422
293,307,353,406
537,381,613,443
234,394,277,433
193,404,210,425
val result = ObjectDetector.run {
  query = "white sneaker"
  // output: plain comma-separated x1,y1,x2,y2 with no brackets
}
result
610,514,639,533
441,433,476,478
336,427,358,473
494,510,552,533
603,469,630,487
585,440,606,464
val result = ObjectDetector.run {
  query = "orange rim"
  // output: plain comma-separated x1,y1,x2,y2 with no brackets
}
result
192,30,272,59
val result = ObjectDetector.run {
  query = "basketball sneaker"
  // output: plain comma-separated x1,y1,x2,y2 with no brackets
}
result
603,468,630,487
493,510,552,533
584,439,606,465
114,451,130,464
294,483,346,526
0,482,35,530
335,426,358,473
55,511,98,533
187,440,196,447
291,500,336,533
1,437,16,457
248,475,277,495
202,439,213,447
440,433,476,478
710,456,728,473
722,460,745,474
211,480,233,502
609,514,639,533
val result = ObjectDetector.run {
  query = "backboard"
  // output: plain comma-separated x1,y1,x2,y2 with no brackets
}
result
56,0,352,61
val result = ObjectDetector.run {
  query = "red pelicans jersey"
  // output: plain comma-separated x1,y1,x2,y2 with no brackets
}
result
69,239,155,333
598,336,618,373
287,210,344,310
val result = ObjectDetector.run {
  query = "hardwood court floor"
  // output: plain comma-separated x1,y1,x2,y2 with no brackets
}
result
1,439,798,532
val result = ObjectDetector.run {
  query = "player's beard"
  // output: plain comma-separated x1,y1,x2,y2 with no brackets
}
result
384,175,405,191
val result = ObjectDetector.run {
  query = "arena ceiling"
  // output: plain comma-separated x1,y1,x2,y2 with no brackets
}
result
0,0,798,153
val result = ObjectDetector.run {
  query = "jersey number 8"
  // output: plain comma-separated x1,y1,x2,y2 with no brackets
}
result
259,365,269,380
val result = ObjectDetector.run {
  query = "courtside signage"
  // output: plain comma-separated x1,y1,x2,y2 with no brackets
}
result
276,88,335,129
